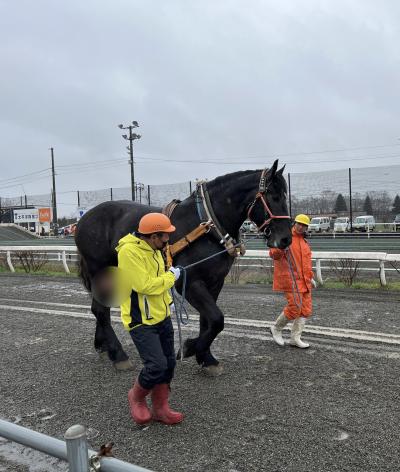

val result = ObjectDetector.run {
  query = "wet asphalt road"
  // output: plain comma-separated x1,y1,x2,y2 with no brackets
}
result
0,274,399,472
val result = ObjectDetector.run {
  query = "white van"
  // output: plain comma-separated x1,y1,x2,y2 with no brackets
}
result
240,220,257,233
334,217,350,232
353,215,375,232
308,217,330,233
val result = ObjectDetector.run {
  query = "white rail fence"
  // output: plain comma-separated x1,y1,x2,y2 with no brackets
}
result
244,250,400,286
0,245,399,286
0,419,153,472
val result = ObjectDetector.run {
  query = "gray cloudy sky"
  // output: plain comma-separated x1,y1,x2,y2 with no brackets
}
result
1,0,400,216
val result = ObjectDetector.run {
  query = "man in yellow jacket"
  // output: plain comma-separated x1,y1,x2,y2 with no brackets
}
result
116,212,183,425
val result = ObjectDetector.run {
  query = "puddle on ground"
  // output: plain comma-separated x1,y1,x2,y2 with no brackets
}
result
332,372,357,380
36,409,56,422
333,430,350,441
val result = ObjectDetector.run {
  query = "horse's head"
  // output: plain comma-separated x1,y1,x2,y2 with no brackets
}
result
247,160,292,249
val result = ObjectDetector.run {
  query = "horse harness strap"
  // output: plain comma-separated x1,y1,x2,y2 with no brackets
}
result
164,221,214,268
162,198,218,267
197,181,244,257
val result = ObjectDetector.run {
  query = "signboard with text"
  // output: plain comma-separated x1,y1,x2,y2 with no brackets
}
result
13,208,39,223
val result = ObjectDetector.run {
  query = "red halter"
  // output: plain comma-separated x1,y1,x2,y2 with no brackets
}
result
247,169,291,233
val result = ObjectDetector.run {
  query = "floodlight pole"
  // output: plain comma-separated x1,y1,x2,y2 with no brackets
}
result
128,126,135,201
118,122,141,202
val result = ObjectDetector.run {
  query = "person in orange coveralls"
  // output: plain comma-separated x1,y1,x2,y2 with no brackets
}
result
269,214,315,349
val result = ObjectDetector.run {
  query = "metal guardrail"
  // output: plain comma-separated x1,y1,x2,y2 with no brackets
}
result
0,245,399,286
0,419,153,472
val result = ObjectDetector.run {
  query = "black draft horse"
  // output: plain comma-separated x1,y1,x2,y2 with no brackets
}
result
75,160,292,375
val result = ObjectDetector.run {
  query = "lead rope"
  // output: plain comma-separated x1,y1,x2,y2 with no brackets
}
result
284,248,303,310
171,269,188,362
171,242,244,361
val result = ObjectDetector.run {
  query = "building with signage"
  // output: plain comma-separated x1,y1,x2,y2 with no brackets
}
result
12,207,52,235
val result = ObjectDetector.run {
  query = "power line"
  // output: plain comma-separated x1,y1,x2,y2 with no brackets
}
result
56,161,128,177
2,142,399,186
136,142,400,162
57,158,127,169
133,152,400,166
0,174,52,191
0,168,51,185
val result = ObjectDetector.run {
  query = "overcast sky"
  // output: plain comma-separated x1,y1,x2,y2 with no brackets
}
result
1,0,400,216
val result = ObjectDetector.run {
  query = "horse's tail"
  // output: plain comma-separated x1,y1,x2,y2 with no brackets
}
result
77,252,92,293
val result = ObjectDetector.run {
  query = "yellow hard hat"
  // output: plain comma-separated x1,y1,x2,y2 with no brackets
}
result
294,214,310,226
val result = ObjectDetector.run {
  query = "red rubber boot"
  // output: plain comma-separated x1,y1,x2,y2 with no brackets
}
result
128,380,152,425
151,384,184,425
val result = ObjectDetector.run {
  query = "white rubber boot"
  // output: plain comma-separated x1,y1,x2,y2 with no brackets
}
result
290,317,310,349
270,312,289,347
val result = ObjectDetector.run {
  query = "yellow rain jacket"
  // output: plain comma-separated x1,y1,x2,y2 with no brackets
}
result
116,234,175,331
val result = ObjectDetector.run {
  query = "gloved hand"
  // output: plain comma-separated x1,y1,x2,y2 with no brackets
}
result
169,266,181,281
311,278,317,288
169,303,176,313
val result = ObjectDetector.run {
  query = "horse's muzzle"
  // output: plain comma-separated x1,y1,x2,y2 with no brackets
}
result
266,234,292,249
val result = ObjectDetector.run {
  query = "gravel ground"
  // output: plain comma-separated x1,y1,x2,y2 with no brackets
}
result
0,274,399,472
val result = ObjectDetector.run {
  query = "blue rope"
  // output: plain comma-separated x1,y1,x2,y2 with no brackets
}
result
195,186,206,221
171,268,189,362
171,242,243,361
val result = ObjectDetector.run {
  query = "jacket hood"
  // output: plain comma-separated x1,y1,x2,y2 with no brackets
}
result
292,227,307,239
115,233,153,253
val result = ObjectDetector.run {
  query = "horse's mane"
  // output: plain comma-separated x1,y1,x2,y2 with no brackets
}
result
200,168,287,194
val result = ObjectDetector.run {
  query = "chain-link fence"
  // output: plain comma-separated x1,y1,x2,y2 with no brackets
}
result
288,164,400,222
0,193,52,208
1,163,400,223
75,181,194,208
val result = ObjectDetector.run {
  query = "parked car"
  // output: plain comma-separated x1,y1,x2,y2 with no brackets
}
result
393,214,400,231
58,223,77,237
308,216,331,233
353,215,375,232
334,217,350,232
240,220,257,233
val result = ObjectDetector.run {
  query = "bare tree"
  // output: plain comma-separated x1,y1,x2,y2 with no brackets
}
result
329,259,360,286
229,257,245,284
14,251,48,273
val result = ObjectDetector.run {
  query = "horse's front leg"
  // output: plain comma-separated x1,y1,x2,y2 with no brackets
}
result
91,298,133,371
183,280,224,376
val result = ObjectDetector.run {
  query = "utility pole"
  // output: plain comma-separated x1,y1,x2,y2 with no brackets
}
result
50,147,58,236
118,121,141,201
349,167,353,233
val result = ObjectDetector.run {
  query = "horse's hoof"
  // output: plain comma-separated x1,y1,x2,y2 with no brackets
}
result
201,364,223,377
114,359,134,371
176,339,196,360
98,351,109,361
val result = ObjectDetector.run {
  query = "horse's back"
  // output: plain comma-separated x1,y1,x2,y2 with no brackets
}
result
75,200,161,274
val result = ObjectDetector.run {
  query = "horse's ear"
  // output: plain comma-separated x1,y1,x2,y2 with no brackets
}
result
268,159,279,178
277,164,286,176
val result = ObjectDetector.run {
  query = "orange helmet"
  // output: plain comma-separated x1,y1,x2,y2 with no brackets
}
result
138,213,176,234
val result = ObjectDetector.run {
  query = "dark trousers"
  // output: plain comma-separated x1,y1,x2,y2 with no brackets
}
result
130,317,176,390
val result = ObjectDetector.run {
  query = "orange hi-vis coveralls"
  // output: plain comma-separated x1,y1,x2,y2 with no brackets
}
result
269,228,313,320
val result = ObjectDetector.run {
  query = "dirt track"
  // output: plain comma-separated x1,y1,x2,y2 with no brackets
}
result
0,274,399,472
